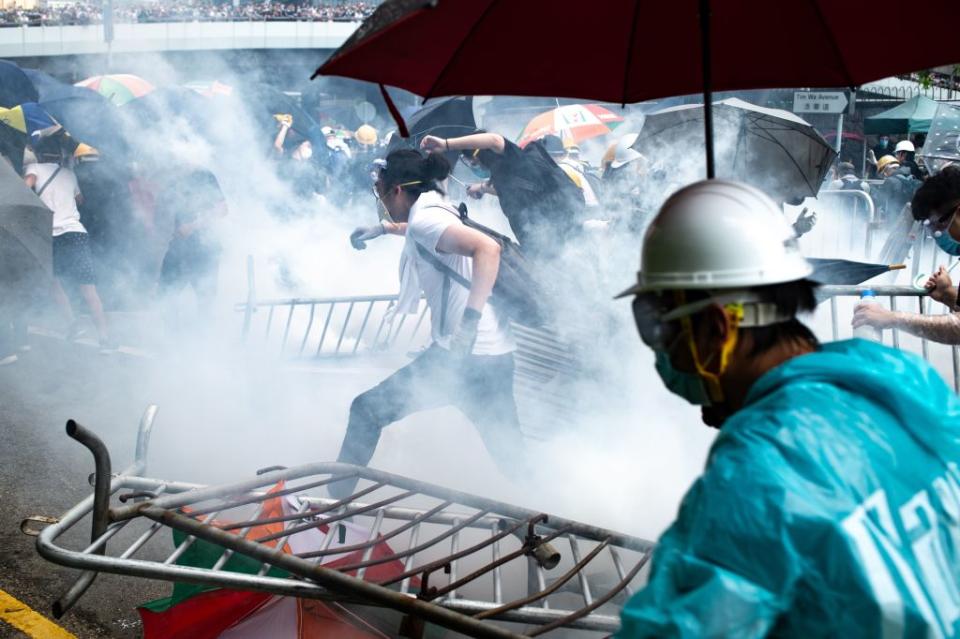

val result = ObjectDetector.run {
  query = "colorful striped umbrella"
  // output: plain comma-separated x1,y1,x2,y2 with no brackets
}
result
75,74,155,106
518,103,624,148
138,482,420,639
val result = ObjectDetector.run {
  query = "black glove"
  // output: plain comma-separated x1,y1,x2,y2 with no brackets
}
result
448,308,481,357
792,207,816,237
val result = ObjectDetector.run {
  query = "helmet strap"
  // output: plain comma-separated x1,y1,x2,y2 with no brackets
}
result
679,302,741,404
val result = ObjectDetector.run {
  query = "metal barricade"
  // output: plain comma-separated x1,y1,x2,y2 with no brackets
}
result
815,285,960,393
30,415,653,636
237,259,431,357
805,189,878,260
235,258,585,437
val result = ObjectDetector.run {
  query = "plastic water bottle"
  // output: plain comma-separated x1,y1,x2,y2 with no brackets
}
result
854,290,883,342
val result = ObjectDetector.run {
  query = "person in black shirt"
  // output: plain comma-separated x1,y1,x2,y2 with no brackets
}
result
157,168,227,306
420,131,585,260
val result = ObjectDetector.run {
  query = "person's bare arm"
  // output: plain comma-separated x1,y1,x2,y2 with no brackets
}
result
24,174,36,189
435,223,500,313
421,133,505,155
382,221,407,236
273,122,290,155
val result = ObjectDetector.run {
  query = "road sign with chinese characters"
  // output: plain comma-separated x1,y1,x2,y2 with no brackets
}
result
793,91,848,114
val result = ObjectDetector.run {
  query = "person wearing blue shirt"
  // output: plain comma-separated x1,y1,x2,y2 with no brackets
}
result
615,179,960,638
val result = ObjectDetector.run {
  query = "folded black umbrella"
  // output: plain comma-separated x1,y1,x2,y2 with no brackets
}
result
808,258,905,285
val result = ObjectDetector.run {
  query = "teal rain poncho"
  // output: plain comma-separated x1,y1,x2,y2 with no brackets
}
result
619,339,960,638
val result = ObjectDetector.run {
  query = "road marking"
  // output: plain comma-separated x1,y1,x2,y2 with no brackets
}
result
0,589,76,639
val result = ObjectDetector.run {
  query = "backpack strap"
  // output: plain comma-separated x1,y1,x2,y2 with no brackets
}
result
35,165,62,198
414,241,471,337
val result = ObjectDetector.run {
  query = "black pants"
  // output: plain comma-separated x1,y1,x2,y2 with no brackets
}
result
159,237,220,298
332,344,525,499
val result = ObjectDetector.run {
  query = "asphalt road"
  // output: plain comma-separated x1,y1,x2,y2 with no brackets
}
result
0,336,167,638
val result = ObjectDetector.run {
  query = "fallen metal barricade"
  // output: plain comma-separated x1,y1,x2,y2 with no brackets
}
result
30,407,652,637
816,285,960,393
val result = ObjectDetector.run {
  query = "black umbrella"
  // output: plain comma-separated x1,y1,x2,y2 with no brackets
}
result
120,87,218,136
23,68,91,103
808,258,905,285
0,122,28,175
406,95,475,166
240,84,325,143
40,89,126,157
0,158,52,297
0,60,39,108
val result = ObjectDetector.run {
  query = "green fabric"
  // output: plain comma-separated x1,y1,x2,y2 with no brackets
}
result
864,96,939,135
619,339,960,638
139,529,290,614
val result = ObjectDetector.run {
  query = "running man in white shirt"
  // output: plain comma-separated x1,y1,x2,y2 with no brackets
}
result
332,150,525,499
24,138,115,352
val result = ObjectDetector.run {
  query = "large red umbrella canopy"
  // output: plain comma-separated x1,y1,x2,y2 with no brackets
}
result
318,0,960,104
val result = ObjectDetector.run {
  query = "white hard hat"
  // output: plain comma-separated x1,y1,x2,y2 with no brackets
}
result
610,133,641,169
895,140,915,154
617,180,812,296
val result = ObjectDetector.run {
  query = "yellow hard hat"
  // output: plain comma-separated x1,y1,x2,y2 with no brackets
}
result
355,124,378,146
73,143,99,160
876,154,899,174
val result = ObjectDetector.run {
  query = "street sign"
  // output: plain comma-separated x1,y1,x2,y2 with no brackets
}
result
793,91,848,114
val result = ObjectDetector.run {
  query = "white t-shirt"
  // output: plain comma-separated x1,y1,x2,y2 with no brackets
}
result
404,190,515,356
24,163,86,236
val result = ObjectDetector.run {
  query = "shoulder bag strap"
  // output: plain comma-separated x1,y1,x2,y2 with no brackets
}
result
35,165,62,198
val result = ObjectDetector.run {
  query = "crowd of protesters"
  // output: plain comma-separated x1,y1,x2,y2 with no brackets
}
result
0,1,375,27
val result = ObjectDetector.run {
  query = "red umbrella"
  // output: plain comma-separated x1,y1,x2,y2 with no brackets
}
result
316,0,960,177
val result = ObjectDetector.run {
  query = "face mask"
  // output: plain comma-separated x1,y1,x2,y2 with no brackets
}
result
468,163,491,180
936,230,960,256
654,350,710,406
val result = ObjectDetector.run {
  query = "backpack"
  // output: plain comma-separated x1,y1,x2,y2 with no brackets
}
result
414,202,550,329
522,141,586,211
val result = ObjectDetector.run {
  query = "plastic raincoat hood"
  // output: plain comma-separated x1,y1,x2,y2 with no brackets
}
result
619,339,960,638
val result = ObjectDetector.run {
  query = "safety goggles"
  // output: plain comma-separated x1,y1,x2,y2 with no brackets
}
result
371,178,423,204
923,199,960,234
631,290,793,350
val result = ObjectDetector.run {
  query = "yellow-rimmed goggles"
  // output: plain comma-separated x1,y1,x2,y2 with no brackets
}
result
631,290,792,351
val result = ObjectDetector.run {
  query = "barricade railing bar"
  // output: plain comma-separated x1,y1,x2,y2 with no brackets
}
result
235,257,584,438
31,414,653,637
807,189,878,260
816,285,960,393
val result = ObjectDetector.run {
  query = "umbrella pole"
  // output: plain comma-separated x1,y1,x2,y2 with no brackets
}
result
698,0,715,179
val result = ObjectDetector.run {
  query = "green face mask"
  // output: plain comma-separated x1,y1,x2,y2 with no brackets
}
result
654,350,710,406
